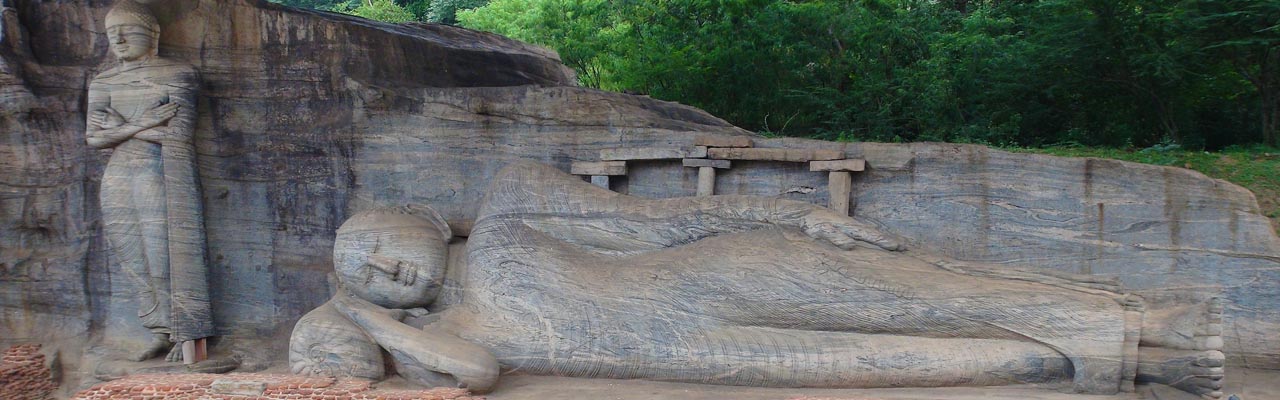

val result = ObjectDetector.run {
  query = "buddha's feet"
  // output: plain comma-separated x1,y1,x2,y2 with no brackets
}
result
1136,347,1225,398
1141,296,1225,351
165,342,184,362
1137,296,1227,398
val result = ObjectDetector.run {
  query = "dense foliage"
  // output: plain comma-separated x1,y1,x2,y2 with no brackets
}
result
277,0,1280,149
271,0,489,24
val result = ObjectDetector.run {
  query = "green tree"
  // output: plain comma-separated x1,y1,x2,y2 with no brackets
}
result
333,0,417,23
452,0,1275,148
460,0,618,88
271,0,349,10
424,0,492,24
1182,0,1280,147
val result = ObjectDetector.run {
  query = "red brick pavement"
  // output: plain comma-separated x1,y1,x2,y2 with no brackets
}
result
71,373,479,400
1,344,57,400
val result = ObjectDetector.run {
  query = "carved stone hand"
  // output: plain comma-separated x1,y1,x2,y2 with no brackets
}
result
797,207,904,251
365,254,418,287
89,107,126,129
132,100,180,130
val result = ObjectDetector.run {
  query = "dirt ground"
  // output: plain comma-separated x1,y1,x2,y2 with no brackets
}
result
478,368,1277,400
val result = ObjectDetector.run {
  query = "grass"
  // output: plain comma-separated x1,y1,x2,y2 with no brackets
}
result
1009,145,1280,234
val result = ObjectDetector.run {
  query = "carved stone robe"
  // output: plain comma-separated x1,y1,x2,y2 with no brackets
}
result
89,58,212,343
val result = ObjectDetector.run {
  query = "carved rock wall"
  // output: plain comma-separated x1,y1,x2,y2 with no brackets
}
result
1,0,1277,380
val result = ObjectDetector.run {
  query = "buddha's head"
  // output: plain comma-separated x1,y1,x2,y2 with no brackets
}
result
105,1,160,62
334,206,452,309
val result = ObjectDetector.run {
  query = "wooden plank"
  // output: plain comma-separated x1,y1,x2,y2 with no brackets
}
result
810,159,867,172
696,167,716,196
694,135,753,148
708,147,843,162
601,147,703,161
571,161,627,176
682,158,731,169
828,171,852,215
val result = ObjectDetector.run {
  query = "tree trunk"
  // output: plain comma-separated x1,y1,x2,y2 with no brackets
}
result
1265,93,1278,147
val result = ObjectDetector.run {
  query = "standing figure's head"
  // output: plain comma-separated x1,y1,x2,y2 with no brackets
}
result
105,1,160,62
334,206,452,309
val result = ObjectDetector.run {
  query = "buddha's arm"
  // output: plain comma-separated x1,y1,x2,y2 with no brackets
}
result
331,291,499,393
134,68,198,145
85,82,148,149
641,194,903,251
86,83,186,148
481,161,902,252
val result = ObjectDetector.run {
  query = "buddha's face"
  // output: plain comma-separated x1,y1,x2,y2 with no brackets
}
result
334,209,451,309
106,24,156,62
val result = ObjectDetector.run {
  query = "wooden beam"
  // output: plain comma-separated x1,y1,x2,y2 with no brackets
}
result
571,161,627,176
682,158,731,169
694,135,753,148
810,159,866,172
708,147,843,162
601,147,706,161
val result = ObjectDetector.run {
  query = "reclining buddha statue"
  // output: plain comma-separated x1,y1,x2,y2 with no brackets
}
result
290,160,1226,398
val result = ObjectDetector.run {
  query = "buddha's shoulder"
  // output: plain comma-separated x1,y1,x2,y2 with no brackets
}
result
141,58,199,80
91,58,199,83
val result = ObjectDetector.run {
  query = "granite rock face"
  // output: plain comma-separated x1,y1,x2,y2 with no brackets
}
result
1,0,1277,386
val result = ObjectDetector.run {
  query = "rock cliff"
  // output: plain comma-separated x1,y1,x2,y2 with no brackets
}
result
1,0,1277,388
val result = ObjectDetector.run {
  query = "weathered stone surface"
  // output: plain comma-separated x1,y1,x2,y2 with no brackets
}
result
90,0,213,363
708,147,844,162
1,0,1277,393
298,162,1232,397
1,0,583,380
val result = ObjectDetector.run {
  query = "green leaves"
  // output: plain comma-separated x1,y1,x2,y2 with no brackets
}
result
333,0,417,23
283,0,1280,148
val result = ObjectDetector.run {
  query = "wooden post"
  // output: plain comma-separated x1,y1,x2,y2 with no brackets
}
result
683,158,730,197
696,167,716,196
182,340,197,365
196,338,208,362
572,161,627,192
828,171,852,215
183,338,210,364
811,159,865,215
590,175,610,189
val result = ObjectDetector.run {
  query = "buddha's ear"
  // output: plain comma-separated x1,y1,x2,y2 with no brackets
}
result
405,204,452,240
